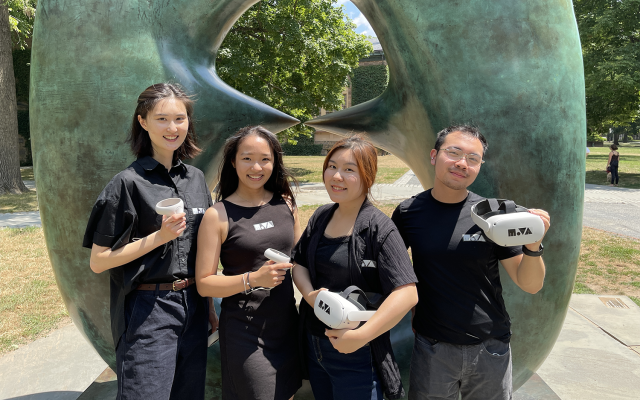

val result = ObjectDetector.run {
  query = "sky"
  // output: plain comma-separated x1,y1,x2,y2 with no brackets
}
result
335,0,376,38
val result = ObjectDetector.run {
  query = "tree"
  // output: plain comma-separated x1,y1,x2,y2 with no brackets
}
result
216,0,373,142
0,0,35,195
574,0,640,142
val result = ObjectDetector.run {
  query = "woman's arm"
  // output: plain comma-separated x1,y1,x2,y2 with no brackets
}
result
325,283,418,354
195,204,290,298
608,152,613,165
293,207,302,243
90,213,186,273
292,263,326,307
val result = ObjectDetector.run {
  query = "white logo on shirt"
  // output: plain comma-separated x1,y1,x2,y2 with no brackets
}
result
253,221,275,231
361,260,377,268
192,208,206,215
463,232,486,242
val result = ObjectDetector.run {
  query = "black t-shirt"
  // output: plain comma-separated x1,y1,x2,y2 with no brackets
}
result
82,156,212,343
392,190,522,344
306,234,351,336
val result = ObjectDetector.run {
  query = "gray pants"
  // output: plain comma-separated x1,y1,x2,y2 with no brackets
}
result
408,333,512,400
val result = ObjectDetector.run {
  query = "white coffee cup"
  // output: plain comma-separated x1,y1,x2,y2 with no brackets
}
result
155,198,185,237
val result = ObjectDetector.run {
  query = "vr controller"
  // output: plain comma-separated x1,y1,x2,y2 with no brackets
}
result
155,198,185,237
208,322,219,347
314,286,378,330
471,199,544,247
264,248,291,265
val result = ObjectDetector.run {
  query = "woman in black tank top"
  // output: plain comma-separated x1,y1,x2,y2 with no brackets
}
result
195,126,302,400
608,144,620,186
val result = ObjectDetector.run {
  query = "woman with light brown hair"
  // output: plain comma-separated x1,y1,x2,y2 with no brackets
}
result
291,135,418,400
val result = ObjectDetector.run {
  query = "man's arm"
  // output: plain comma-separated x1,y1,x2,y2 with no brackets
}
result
500,209,550,294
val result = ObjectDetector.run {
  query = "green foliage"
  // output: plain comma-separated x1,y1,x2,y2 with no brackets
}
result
282,143,323,155
11,49,31,165
281,131,323,155
574,0,640,135
12,48,30,102
17,109,30,165
216,0,373,142
587,130,604,143
5,0,36,49
351,64,389,106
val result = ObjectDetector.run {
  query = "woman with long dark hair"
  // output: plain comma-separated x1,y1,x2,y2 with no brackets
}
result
608,144,620,186
83,83,213,399
292,135,418,400
196,126,302,400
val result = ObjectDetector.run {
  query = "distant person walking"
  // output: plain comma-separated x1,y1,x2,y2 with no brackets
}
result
608,144,620,186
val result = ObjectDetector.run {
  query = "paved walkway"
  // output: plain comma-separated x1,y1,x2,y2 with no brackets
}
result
582,183,640,239
1,294,638,399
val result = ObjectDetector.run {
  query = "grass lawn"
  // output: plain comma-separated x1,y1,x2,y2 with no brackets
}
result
3,205,639,355
0,167,37,213
586,142,640,188
21,167,34,181
575,227,640,307
0,227,70,355
284,154,409,184
0,190,38,213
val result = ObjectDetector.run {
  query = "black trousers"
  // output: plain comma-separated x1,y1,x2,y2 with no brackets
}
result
610,163,619,184
116,285,208,400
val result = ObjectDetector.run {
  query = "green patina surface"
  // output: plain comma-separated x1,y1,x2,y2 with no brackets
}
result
30,0,584,396
309,0,585,389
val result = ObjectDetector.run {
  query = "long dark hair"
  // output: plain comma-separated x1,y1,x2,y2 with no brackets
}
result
127,83,201,162
216,126,298,208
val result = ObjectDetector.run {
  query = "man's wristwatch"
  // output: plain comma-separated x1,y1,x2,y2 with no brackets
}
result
522,243,544,257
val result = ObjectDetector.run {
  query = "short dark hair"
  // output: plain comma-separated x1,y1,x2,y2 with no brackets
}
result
216,126,298,208
323,134,378,201
434,125,488,155
127,83,201,162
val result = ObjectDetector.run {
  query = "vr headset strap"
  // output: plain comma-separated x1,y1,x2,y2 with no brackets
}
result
487,198,500,212
498,199,517,213
340,285,384,310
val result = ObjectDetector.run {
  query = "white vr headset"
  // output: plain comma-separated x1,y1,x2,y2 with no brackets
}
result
471,199,544,247
314,286,381,330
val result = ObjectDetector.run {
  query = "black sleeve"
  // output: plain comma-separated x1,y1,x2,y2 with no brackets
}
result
391,204,409,250
82,177,138,251
377,229,418,295
496,244,523,260
291,210,316,267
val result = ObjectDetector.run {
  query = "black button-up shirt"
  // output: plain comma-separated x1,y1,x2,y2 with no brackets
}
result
83,156,212,343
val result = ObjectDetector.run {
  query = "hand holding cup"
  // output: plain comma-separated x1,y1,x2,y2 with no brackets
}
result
155,198,186,240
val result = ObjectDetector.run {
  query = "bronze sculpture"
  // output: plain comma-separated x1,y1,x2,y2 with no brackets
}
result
30,0,585,396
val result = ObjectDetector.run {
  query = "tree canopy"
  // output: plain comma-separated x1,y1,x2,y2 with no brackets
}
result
574,0,640,136
216,0,373,142
6,0,35,48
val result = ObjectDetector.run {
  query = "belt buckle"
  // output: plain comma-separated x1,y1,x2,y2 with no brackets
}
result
172,279,183,291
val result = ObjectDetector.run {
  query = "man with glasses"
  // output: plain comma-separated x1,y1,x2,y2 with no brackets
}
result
392,125,550,400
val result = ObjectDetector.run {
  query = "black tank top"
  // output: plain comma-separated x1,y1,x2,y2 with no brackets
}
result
220,194,295,276
611,153,619,165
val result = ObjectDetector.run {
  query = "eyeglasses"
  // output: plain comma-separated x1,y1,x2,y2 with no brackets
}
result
439,147,485,167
